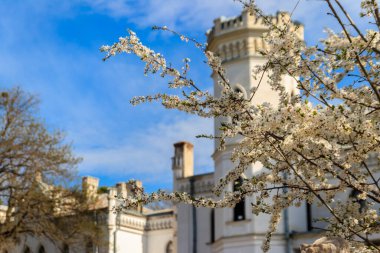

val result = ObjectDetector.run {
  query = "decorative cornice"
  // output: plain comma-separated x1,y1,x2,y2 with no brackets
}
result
117,213,174,232
145,216,174,231
178,178,214,195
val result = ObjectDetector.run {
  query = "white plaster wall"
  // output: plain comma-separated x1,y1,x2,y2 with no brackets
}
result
146,229,173,253
213,146,256,239
288,203,308,233
2,218,175,253
114,229,144,253
196,207,212,253
213,58,253,150
176,203,192,253
212,142,308,251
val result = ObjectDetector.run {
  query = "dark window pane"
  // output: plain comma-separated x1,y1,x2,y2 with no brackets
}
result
233,178,245,221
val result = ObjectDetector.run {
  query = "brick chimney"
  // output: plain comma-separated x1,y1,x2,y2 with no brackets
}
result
172,142,194,179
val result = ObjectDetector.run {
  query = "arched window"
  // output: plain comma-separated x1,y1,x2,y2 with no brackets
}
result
38,245,45,253
24,246,31,253
233,178,245,221
232,84,247,99
166,241,173,253
234,87,244,94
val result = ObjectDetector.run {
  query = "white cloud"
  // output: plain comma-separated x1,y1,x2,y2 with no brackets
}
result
83,0,242,31
83,0,365,43
77,116,214,184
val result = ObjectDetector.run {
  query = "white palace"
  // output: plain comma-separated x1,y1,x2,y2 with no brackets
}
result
1,8,379,253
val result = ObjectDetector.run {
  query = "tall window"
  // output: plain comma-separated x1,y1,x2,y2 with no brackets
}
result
233,178,245,221
166,241,173,253
306,202,313,231
210,209,215,243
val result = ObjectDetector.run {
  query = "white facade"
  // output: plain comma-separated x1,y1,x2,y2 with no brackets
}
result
0,178,175,253
172,9,321,253
2,9,379,253
172,142,320,253
172,9,380,253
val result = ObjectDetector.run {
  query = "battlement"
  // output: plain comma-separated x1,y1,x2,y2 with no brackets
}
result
206,10,304,62
207,10,303,41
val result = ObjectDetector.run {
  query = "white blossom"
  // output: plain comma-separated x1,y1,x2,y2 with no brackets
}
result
102,0,380,251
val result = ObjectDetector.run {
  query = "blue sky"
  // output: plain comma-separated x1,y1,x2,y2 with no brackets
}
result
0,0,364,192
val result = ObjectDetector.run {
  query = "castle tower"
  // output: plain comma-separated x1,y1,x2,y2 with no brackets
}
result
206,10,304,253
207,9,303,150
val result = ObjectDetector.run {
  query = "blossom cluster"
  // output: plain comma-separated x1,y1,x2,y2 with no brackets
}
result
102,0,380,251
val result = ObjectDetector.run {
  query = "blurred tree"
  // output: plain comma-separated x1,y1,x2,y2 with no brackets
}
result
0,88,99,247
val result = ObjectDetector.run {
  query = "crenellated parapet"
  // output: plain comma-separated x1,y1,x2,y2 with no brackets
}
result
207,10,304,62
209,37,267,62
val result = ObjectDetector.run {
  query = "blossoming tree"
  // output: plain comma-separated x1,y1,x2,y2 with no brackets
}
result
101,0,380,252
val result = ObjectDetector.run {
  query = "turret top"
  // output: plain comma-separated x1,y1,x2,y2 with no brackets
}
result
206,9,303,48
